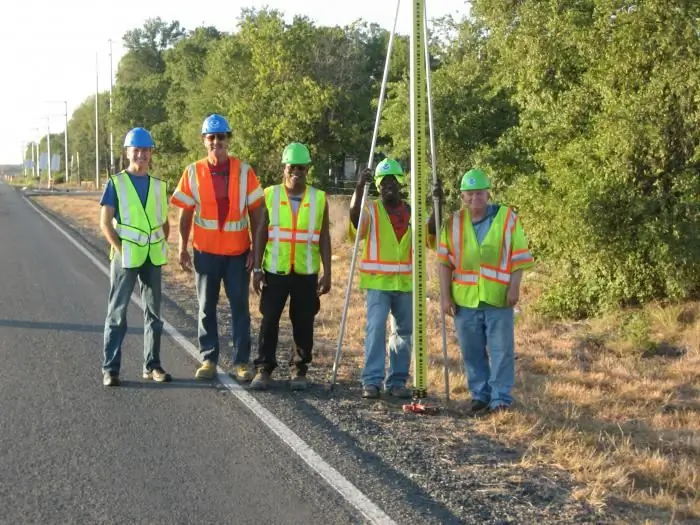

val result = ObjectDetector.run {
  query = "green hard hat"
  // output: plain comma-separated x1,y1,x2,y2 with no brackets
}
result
374,158,405,189
460,168,491,191
281,142,311,165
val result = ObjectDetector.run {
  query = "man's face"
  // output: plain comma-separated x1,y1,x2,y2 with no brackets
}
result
461,189,489,209
126,147,152,167
379,175,400,203
203,133,229,155
284,164,308,186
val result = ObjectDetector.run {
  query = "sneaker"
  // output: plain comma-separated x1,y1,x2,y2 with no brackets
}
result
289,372,309,391
233,363,253,382
195,360,217,380
385,385,412,399
250,370,271,390
103,371,120,387
362,385,380,399
143,367,172,383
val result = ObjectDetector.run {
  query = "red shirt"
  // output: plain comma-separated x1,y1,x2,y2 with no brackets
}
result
385,201,410,239
208,161,229,230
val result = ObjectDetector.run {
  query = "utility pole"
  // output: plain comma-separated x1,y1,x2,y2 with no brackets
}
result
21,142,26,177
95,52,100,189
63,101,69,183
108,38,115,175
45,100,69,183
46,117,52,189
31,141,36,178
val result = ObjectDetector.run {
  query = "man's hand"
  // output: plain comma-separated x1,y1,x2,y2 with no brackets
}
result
506,284,520,307
317,273,331,296
253,270,266,295
179,249,193,272
432,179,444,201
441,295,456,317
358,168,374,188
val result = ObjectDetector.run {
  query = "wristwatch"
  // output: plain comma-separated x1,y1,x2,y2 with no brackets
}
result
252,268,264,274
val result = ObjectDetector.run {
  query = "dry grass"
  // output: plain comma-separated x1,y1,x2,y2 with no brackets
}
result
34,193,700,521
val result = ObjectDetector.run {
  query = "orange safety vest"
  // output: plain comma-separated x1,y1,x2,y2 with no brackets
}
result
173,157,259,256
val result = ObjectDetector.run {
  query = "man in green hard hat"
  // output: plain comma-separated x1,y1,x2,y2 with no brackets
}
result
348,159,442,399
437,168,534,415
250,142,332,390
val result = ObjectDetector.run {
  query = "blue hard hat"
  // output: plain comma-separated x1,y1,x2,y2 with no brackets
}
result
123,127,154,148
201,114,231,134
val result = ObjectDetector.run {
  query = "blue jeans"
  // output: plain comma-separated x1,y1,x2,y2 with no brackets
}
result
362,290,412,389
453,305,515,409
194,249,251,365
103,257,163,374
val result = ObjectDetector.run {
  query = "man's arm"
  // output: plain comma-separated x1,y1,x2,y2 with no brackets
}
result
349,168,373,229
178,208,194,253
320,204,332,276
318,203,332,295
248,204,264,254
426,180,444,236
100,205,121,253
163,219,170,242
253,206,269,270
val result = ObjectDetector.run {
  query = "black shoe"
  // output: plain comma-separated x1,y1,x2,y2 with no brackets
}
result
469,399,489,415
362,385,380,399
489,404,512,415
103,371,120,387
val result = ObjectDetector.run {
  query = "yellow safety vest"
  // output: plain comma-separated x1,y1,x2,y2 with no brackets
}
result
349,201,413,292
111,172,169,268
263,184,326,275
437,206,534,307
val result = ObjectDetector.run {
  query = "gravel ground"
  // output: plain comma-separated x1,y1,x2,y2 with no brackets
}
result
29,191,672,525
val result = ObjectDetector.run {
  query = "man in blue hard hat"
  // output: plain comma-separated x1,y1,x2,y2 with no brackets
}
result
99,127,172,387
171,114,264,382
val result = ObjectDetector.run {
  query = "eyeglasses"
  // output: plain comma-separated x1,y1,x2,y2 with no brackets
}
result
205,133,228,141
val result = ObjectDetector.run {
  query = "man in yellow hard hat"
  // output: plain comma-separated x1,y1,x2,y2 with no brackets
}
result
250,143,331,390
349,158,442,399
437,168,534,415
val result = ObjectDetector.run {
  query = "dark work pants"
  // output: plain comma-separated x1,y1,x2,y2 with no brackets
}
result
255,272,320,375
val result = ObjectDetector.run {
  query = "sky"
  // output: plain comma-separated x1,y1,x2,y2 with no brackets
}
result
0,0,469,165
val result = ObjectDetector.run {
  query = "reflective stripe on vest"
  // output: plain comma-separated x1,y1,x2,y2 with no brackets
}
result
449,208,516,286
358,203,412,276
265,185,324,275
188,160,249,233
112,172,168,268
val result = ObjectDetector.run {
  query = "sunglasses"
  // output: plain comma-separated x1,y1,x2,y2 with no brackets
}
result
288,165,307,172
205,133,228,141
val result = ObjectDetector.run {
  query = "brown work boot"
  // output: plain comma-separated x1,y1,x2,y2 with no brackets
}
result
250,370,271,390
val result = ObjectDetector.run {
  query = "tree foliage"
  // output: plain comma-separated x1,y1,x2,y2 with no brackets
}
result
62,4,700,317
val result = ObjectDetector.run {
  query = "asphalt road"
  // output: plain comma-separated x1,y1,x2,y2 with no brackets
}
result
0,182,366,525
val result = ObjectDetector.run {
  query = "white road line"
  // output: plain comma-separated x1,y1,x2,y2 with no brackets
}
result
22,194,396,525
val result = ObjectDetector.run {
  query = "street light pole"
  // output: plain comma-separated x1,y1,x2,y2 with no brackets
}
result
21,142,26,177
46,117,52,189
63,101,69,183
108,38,115,175
45,100,69,184
95,52,100,189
